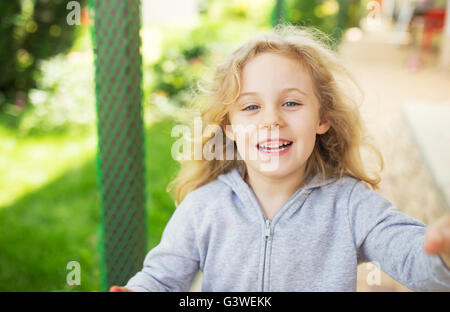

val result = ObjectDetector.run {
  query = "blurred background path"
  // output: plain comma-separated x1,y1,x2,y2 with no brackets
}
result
339,20,450,291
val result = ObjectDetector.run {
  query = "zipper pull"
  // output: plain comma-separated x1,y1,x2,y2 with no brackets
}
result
265,219,271,240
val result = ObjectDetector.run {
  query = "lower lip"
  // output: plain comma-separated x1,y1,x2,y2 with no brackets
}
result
257,143,293,156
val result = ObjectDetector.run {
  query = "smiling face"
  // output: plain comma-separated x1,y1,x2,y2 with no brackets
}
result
226,52,330,181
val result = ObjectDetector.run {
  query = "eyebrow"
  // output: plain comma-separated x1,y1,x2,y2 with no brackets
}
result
237,87,307,100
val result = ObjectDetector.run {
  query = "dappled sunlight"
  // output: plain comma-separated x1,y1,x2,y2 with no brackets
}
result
0,129,97,208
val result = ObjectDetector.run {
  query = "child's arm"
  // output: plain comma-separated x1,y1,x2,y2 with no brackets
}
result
424,214,450,268
347,181,450,291
109,286,132,292
124,192,201,291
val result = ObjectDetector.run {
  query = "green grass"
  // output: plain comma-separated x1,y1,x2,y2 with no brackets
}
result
0,125,96,208
0,118,180,291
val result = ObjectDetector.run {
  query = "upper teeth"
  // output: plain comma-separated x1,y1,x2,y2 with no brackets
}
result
259,142,291,149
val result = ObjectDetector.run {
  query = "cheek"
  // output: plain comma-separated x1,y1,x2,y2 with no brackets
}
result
288,110,319,135
292,132,316,156
301,133,317,157
288,114,319,154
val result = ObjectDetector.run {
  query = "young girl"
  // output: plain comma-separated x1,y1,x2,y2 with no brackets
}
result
110,24,450,292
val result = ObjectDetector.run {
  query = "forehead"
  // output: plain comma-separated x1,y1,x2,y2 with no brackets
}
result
240,52,314,94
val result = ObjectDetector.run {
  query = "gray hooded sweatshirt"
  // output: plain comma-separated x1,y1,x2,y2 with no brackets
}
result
126,166,450,291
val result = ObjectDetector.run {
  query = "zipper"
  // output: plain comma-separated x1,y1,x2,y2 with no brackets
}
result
261,218,271,292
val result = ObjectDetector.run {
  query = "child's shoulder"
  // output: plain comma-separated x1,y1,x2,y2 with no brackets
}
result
308,173,360,192
332,175,361,189
323,175,374,198
182,178,231,207
193,178,229,196
330,175,381,202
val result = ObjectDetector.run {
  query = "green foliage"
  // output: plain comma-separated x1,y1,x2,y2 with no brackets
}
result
286,0,340,41
148,44,206,108
0,118,179,291
144,119,180,249
144,23,220,110
0,1,21,103
18,51,95,137
277,0,362,44
144,7,271,111
0,0,87,119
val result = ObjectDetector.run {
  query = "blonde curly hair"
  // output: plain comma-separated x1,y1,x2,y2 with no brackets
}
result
168,23,383,206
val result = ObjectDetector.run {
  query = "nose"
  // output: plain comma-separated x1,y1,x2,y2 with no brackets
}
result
258,106,285,130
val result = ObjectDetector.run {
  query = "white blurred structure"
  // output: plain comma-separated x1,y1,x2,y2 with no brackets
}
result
142,0,199,27
392,0,417,45
440,0,450,69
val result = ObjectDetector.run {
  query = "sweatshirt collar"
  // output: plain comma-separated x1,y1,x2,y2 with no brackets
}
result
218,165,337,223
218,165,336,193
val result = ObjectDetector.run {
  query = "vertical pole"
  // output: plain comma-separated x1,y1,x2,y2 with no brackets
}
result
276,0,284,24
90,0,147,291
336,0,349,43
270,0,288,27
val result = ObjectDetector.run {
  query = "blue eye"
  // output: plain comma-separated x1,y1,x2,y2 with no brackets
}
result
243,104,259,111
283,101,301,107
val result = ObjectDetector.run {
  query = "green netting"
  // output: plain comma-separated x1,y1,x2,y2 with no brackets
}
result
89,0,147,291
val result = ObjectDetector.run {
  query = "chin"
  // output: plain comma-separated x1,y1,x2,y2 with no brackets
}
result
256,163,303,179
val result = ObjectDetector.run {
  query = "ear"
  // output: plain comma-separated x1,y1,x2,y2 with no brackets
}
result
316,118,331,135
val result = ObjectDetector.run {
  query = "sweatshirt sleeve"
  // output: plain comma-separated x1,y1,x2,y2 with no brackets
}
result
347,180,450,291
125,192,200,291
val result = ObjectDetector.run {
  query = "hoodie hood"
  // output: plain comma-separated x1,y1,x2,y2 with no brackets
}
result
217,165,338,223
218,165,337,195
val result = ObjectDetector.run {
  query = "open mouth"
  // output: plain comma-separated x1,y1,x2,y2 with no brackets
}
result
257,140,293,153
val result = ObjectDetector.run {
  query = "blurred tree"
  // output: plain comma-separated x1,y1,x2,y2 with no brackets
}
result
0,1,22,113
0,0,87,122
147,25,214,109
270,0,290,26
280,0,362,45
